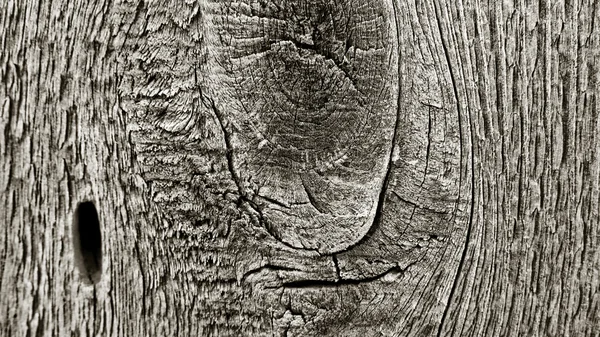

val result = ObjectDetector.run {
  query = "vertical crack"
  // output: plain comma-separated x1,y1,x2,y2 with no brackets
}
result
300,174,328,214
331,0,403,255
421,106,433,187
201,96,247,200
202,93,319,253
332,254,341,282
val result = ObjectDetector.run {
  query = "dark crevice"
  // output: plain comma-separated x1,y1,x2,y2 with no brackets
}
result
332,255,341,282
326,0,404,256
300,175,328,214
421,106,433,187
201,96,245,197
273,262,414,289
73,201,103,284
255,194,291,209
241,264,300,282
391,191,419,208
276,37,360,92
203,93,319,254
133,242,147,315
391,191,449,215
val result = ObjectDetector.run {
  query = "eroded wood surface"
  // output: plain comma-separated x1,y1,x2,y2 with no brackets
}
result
1,0,600,336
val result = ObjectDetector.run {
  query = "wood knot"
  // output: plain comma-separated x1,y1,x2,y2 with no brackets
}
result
204,0,399,254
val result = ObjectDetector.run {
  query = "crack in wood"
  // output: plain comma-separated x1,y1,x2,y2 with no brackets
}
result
421,106,433,187
241,264,300,282
275,38,361,93
325,0,403,256
269,262,416,289
332,255,341,282
300,174,327,214
391,191,449,215
255,194,291,210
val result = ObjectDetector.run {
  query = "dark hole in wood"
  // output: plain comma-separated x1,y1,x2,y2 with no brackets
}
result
73,201,102,284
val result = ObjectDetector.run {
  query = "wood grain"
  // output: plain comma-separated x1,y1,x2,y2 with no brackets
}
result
2,0,600,336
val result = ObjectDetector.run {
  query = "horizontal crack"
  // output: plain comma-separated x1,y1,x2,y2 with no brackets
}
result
270,38,361,93
255,194,291,209
391,191,450,215
241,264,300,282
269,262,416,289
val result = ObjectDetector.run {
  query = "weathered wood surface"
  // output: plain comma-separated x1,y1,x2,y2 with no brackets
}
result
1,0,599,336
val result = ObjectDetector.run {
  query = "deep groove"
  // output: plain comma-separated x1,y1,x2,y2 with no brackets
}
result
202,97,246,199
332,0,404,255
204,94,310,253
273,263,413,289
283,38,360,92
300,176,327,214
241,264,300,282
421,106,433,187
73,201,103,284
332,255,341,282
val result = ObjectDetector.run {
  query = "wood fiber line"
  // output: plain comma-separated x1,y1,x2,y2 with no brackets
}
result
3,0,599,336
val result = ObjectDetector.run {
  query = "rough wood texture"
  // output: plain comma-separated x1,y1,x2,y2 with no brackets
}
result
1,0,599,336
